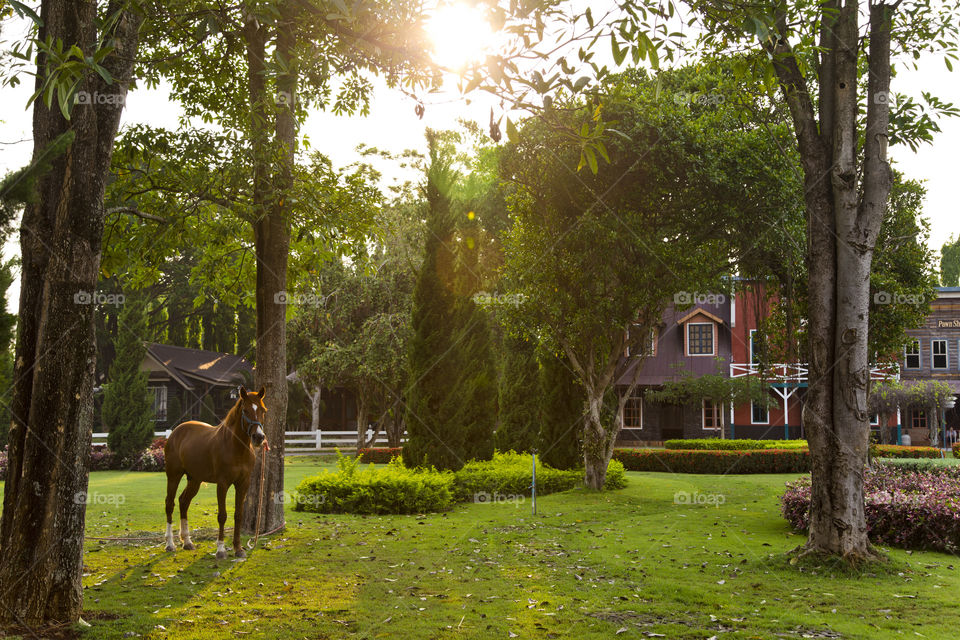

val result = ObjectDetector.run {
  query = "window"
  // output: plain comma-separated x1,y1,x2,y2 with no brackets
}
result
751,401,769,425
148,386,168,422
702,399,721,430
623,390,643,429
687,323,714,356
869,413,879,426
749,329,761,365
911,409,927,430
905,340,920,369
646,328,658,357
932,339,948,370
625,325,658,358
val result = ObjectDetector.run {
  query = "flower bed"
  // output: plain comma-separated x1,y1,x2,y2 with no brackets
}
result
613,448,810,474
357,447,403,464
664,438,807,451
781,464,960,552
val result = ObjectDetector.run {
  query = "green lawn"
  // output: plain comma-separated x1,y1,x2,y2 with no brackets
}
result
3,459,960,639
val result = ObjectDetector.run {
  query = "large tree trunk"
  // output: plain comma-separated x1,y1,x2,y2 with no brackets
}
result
0,0,141,627
355,393,369,451
770,0,894,560
240,6,294,535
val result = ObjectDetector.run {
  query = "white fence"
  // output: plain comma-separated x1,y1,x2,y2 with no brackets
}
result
90,429,403,452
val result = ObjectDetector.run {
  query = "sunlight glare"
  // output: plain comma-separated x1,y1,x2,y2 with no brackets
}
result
427,3,496,71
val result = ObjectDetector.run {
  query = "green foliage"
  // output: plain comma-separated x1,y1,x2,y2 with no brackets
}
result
0,259,16,448
294,456,455,515
103,296,155,462
199,395,217,425
648,366,774,409
404,134,496,470
537,351,584,470
165,395,183,429
664,439,807,451
942,236,960,287
294,451,627,514
871,444,943,459
613,448,811,474
357,447,403,464
495,335,540,453
0,130,75,223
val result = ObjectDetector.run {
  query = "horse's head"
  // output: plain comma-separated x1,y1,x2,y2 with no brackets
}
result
238,385,267,447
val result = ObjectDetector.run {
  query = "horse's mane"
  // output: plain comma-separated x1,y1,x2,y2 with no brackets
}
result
219,397,243,431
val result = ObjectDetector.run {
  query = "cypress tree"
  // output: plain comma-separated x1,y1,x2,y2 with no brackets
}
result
454,299,497,462
538,351,585,470
495,334,540,453
404,138,465,470
104,295,155,461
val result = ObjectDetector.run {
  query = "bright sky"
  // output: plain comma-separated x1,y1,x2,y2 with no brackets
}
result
0,4,958,313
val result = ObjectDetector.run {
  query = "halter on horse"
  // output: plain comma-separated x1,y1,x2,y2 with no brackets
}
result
163,385,267,559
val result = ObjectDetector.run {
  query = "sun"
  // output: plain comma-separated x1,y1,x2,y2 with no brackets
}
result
426,2,496,71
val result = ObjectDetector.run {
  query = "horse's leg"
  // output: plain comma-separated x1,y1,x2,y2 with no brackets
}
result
178,477,202,550
233,479,250,558
215,483,228,560
164,472,183,552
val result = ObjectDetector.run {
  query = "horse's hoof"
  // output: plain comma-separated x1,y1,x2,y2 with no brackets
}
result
215,550,227,560
183,541,195,551
235,548,247,559
165,544,175,552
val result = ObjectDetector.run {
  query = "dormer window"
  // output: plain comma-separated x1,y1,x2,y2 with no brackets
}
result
688,323,714,355
677,308,722,357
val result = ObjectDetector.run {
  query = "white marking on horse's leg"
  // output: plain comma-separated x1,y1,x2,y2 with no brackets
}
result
180,518,194,549
216,540,227,559
165,523,175,552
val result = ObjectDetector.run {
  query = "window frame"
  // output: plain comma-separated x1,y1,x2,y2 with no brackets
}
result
702,398,722,430
751,400,769,425
911,409,927,431
904,340,921,369
686,322,715,357
148,385,168,422
932,339,948,370
623,389,643,429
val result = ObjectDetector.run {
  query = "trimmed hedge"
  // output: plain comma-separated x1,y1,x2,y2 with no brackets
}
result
294,451,627,514
613,448,810,474
2,438,169,476
871,444,941,459
358,447,403,464
665,439,807,451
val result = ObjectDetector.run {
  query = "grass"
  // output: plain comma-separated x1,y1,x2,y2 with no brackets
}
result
4,458,960,638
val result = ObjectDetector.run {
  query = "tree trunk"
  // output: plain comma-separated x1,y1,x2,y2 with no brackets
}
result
355,393,369,451
0,0,141,627
310,385,322,432
582,389,615,490
771,0,894,560
240,5,295,535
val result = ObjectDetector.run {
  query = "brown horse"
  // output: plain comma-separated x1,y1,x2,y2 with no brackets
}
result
164,386,267,559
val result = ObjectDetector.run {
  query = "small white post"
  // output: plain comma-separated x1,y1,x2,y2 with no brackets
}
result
315,430,322,450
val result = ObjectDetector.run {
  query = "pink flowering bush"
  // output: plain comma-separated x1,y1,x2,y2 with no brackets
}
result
781,464,960,552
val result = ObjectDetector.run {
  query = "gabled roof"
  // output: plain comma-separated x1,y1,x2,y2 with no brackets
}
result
145,343,253,390
676,308,725,326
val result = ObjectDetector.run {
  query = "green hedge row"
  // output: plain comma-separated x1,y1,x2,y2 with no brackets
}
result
871,444,941,459
293,452,626,514
613,448,811,474
357,447,403,464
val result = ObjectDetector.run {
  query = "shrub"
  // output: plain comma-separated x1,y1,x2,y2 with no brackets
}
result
613,448,810,474
358,447,403,464
294,454,455,515
664,438,807,450
0,446,7,477
294,451,628,515
781,464,960,552
874,458,958,473
954,441,960,458
871,444,942,459
88,447,117,471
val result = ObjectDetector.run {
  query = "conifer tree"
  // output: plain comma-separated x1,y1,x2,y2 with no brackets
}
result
104,296,155,461
495,334,540,453
538,351,584,470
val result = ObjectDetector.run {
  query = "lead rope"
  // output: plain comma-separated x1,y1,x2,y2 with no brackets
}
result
247,438,269,550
